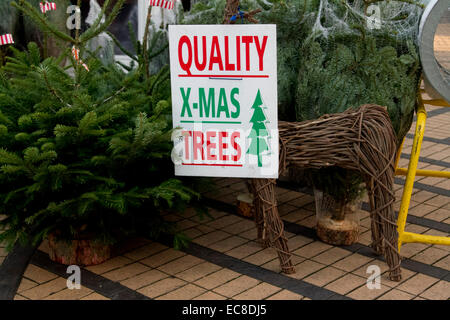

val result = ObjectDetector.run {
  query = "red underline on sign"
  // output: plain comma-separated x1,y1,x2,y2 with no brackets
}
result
178,74,269,78
182,163,243,167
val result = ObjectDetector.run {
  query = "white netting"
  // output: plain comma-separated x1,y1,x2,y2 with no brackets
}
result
309,0,424,42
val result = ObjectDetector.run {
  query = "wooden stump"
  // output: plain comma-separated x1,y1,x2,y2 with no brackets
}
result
47,233,111,266
316,217,359,246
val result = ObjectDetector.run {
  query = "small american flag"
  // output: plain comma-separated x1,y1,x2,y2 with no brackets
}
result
0,34,14,46
40,2,56,14
72,46,89,72
149,0,174,10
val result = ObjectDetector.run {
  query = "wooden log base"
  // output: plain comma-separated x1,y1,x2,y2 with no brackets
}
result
47,234,111,266
316,217,360,246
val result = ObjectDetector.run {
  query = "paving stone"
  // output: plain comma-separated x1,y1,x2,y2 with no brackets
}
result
347,283,391,300
21,277,67,300
379,268,417,288
277,204,298,216
193,291,227,300
352,262,390,278
137,277,187,299
419,281,450,300
157,284,206,300
377,289,415,300
195,269,241,290
400,242,431,259
222,220,255,235
424,195,450,208
311,247,351,265
233,283,281,300
239,228,258,240
176,262,222,282
261,257,306,273
183,228,204,239
303,266,346,287
80,292,110,300
411,247,448,265
226,242,263,259
194,231,231,247
324,274,367,295
396,274,440,296
289,195,315,208
408,204,437,217
140,248,186,268
275,190,300,204
243,248,279,266
157,255,204,275
120,269,168,290
332,253,374,272
102,262,150,282
209,236,248,253
286,260,325,280
17,278,39,293
424,208,450,222
292,241,332,258
45,286,93,300
123,243,168,261
266,289,303,300
85,256,133,274
213,275,260,297
206,215,243,229
0,246,7,257
23,264,58,284
432,255,450,269
280,211,303,223
285,235,313,251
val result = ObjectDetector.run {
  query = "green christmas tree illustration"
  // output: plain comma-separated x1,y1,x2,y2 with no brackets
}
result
247,89,270,167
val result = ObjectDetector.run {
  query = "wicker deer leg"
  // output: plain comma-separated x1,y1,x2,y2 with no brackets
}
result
247,180,269,248
350,106,402,281
366,179,384,255
252,178,295,274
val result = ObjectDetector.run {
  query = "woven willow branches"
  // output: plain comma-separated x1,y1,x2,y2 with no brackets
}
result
251,105,402,281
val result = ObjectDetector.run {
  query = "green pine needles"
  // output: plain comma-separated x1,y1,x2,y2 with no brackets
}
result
183,0,424,204
0,1,202,250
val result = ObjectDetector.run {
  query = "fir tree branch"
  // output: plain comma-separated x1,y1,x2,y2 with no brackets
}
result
12,0,76,44
93,86,126,108
41,68,72,110
106,31,138,62
79,0,127,43
84,0,113,39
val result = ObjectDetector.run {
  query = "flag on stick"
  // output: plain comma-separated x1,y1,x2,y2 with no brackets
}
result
40,1,56,14
0,34,14,46
149,0,174,9
72,46,90,71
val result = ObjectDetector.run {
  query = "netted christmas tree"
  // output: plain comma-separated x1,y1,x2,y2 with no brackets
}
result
182,0,425,205
0,0,203,251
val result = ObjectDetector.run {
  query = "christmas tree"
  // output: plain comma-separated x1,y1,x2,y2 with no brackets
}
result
247,89,270,167
0,0,203,251
183,0,424,205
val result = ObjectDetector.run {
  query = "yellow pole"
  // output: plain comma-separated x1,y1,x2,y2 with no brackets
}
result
397,98,427,251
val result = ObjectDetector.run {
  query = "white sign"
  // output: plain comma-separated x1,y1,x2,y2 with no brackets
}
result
169,24,278,178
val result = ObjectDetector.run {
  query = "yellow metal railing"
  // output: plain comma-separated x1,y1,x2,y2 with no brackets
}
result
395,93,450,251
